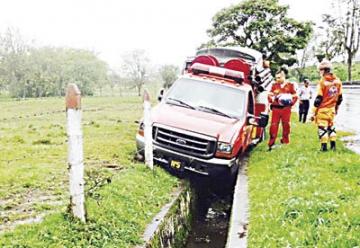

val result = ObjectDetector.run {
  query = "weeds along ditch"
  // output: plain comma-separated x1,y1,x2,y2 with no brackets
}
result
153,164,239,248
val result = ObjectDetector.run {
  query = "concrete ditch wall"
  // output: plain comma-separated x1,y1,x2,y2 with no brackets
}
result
137,183,193,248
226,157,249,248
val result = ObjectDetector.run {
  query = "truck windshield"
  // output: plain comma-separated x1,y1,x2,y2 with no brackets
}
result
165,78,246,119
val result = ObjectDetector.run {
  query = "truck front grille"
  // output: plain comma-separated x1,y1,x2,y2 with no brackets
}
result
153,125,216,159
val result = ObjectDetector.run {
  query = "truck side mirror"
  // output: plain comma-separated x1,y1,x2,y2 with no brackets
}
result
258,113,269,128
246,116,257,126
158,88,164,102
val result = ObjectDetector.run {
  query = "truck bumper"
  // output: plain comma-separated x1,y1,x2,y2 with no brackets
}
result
136,134,237,176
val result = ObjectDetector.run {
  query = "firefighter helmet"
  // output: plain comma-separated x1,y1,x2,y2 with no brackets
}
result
278,93,293,106
318,59,332,70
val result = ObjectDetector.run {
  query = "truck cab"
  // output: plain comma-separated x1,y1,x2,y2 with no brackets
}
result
136,47,271,177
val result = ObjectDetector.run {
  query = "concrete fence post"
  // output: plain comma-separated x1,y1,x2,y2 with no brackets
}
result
144,90,154,170
65,84,86,222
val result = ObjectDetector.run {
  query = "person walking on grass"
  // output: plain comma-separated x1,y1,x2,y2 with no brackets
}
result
267,67,298,151
298,78,313,123
311,59,343,152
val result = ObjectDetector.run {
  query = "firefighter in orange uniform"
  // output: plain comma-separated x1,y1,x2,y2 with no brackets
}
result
268,68,298,151
311,59,343,151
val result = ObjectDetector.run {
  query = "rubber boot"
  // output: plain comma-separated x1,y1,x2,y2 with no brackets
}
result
330,141,336,151
320,143,328,152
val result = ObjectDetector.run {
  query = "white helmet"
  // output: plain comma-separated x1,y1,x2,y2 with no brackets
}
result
278,93,293,106
318,59,332,70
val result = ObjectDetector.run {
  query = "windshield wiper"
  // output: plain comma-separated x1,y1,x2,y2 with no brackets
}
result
197,105,235,119
166,98,196,110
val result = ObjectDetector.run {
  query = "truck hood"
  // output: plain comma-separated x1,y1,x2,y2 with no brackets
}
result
151,103,244,143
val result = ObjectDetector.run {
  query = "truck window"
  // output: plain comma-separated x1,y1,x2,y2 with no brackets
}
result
247,92,254,115
165,78,247,119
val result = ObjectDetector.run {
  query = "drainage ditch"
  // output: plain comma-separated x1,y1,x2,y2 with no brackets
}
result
184,174,237,248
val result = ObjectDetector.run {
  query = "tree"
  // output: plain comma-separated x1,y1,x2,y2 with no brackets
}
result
317,14,345,61
159,65,179,88
61,48,109,96
121,49,149,96
322,0,360,81
108,69,122,96
203,0,313,69
0,27,30,97
0,28,110,98
294,33,319,81
343,0,360,81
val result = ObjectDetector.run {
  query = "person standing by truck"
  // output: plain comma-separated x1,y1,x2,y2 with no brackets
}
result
311,59,343,151
298,78,313,123
267,67,298,151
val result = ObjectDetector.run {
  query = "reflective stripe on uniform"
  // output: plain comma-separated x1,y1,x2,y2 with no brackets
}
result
328,126,336,141
318,126,328,143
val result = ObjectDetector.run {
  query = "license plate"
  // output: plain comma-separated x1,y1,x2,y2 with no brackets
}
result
170,160,182,170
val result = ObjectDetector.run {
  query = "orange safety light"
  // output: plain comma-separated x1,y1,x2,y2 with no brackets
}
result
190,63,244,84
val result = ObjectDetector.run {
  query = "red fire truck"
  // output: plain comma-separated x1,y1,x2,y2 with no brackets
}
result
136,47,271,177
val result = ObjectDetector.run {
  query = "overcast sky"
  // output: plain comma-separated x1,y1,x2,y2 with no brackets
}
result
0,0,329,69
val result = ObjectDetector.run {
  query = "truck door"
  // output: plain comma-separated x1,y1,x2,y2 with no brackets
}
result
245,91,255,145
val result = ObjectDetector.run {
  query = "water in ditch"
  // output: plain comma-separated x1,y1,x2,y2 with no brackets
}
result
184,175,236,248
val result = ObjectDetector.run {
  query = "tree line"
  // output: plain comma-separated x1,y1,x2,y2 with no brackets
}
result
1,0,358,98
0,29,179,98
202,0,360,81
0,28,110,98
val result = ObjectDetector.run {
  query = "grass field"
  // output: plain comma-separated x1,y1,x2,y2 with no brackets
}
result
1,94,360,247
248,117,360,247
0,95,179,247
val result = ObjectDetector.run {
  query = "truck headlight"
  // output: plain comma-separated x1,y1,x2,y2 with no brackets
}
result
138,121,144,136
217,142,232,153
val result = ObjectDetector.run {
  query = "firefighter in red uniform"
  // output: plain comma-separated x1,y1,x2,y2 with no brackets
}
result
267,68,298,151
311,59,343,151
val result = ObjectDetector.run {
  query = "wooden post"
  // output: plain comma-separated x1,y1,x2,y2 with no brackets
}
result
144,90,154,170
65,84,86,222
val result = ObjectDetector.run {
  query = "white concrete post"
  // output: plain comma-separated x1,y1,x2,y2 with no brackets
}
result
66,84,86,222
144,90,154,170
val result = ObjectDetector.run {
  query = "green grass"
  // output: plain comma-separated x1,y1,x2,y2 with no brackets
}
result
4,95,359,247
0,96,179,247
248,116,360,247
